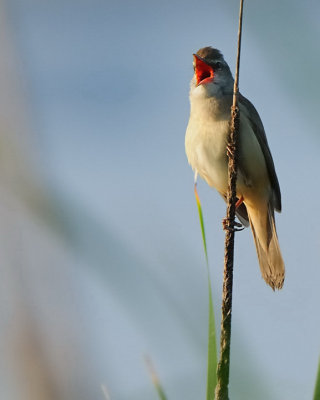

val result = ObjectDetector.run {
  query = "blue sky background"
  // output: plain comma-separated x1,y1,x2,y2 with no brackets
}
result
2,0,320,399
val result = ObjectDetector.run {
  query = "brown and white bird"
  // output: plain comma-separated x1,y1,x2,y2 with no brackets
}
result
185,47,285,290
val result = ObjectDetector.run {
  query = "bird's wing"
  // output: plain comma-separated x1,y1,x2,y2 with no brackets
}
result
239,94,282,212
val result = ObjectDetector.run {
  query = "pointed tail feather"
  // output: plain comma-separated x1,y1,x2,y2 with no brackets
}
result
248,203,285,290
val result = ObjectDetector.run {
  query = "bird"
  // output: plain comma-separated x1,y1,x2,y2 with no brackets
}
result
185,46,285,290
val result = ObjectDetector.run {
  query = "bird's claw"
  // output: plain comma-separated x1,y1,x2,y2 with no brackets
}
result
222,218,244,232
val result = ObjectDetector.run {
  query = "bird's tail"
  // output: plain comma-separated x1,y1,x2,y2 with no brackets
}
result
247,202,285,290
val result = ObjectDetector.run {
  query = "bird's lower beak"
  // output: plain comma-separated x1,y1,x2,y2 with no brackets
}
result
193,54,214,86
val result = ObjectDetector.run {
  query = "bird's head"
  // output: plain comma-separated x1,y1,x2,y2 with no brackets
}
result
191,47,233,97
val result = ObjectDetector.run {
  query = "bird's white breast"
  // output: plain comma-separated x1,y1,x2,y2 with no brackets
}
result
185,87,270,202
185,92,230,194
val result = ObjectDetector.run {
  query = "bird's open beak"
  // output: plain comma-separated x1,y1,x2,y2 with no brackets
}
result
193,54,214,86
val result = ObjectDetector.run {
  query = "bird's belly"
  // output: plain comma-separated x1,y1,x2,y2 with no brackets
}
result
185,118,230,193
185,105,271,208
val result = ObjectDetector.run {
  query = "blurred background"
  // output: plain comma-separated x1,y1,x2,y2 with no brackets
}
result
0,0,319,398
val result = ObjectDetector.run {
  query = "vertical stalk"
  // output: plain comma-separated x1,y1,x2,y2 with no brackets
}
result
215,1,244,399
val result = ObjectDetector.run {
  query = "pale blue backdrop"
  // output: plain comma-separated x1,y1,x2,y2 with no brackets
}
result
1,0,320,399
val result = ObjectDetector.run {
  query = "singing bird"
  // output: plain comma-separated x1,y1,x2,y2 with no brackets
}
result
185,47,284,290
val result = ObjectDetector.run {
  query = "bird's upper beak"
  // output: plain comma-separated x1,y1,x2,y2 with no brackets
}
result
193,54,214,86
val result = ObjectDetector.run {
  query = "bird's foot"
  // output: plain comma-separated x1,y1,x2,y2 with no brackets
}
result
222,218,244,232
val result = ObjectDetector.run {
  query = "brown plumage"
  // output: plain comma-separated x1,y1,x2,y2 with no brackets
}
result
186,47,285,289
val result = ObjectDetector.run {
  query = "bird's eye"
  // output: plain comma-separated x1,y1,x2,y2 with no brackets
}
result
214,62,222,70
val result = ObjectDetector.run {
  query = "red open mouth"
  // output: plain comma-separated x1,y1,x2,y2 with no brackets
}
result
193,54,214,86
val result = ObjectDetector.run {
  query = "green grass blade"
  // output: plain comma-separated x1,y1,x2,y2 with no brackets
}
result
206,273,218,399
194,184,218,400
145,356,168,400
194,185,208,264
313,357,320,400
153,383,168,400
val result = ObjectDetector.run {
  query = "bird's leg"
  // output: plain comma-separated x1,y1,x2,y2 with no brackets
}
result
222,196,244,232
235,195,243,208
